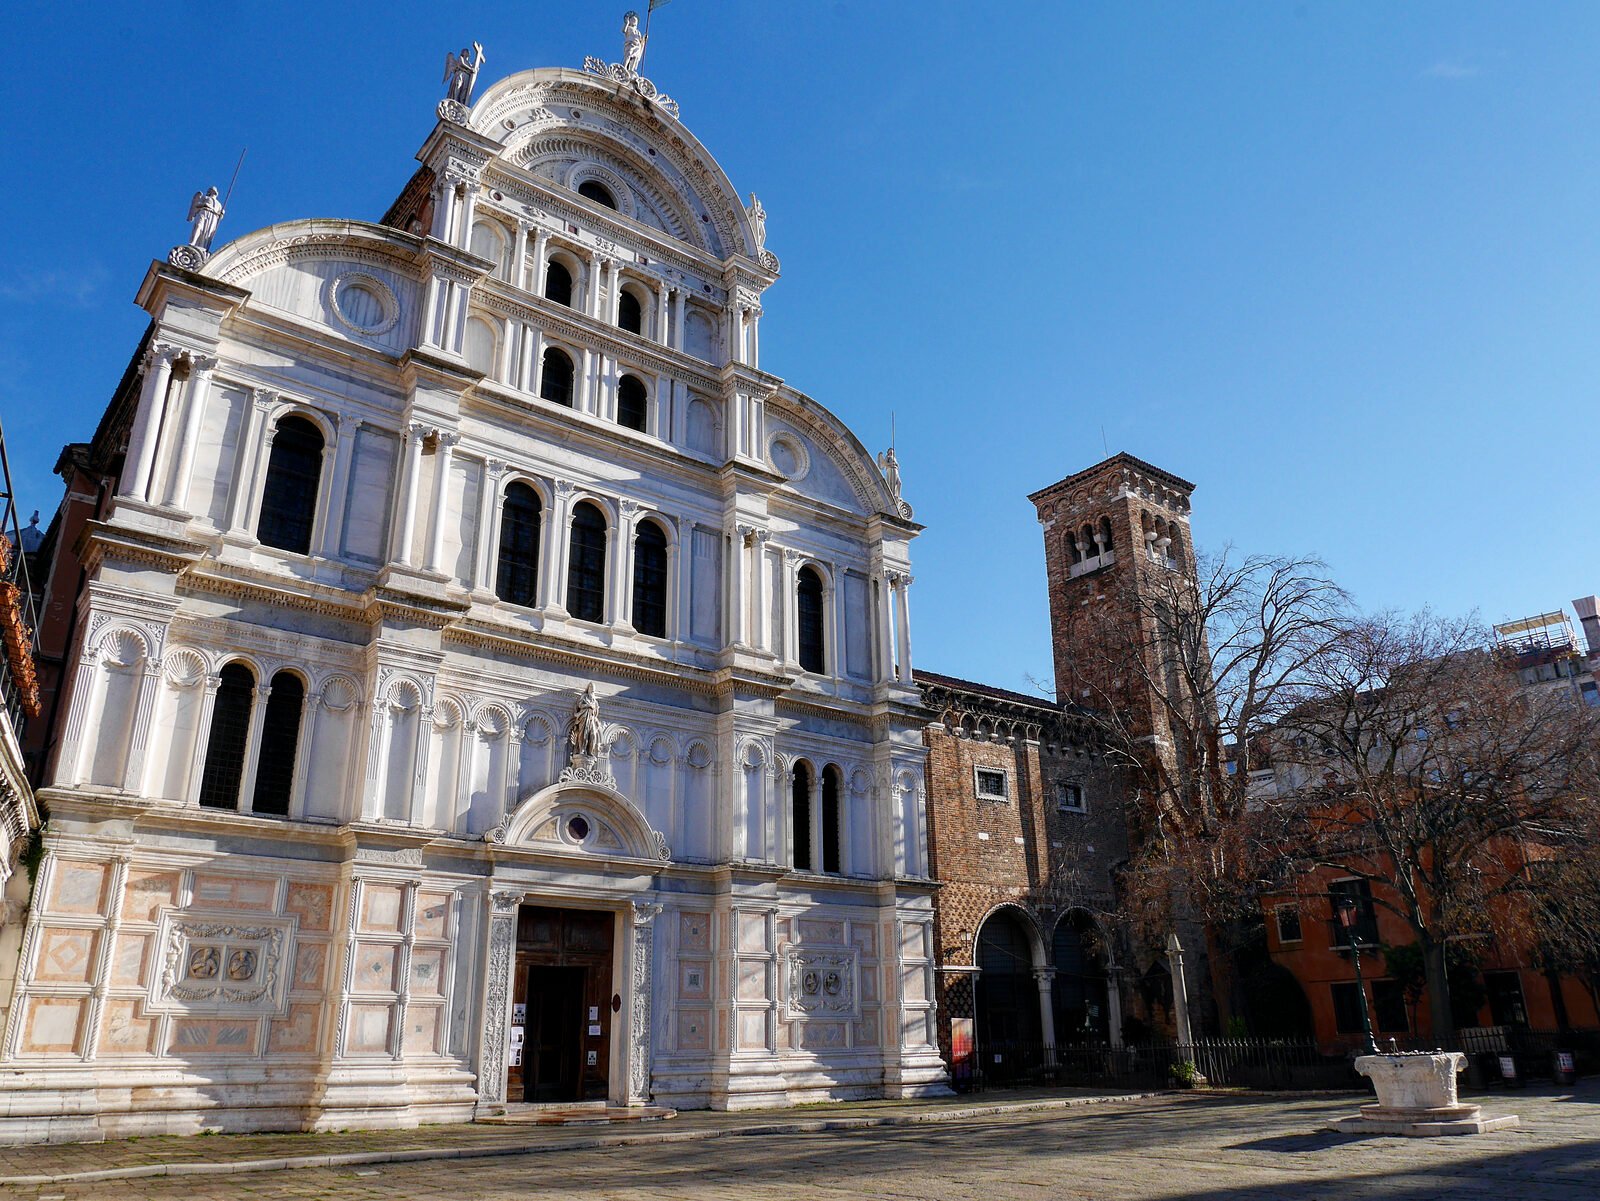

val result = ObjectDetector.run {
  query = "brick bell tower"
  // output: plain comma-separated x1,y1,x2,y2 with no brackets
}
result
1027,452,1201,812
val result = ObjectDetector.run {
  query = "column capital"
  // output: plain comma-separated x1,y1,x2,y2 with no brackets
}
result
404,420,433,443
435,430,461,450
554,478,578,498
250,387,278,411
484,456,508,479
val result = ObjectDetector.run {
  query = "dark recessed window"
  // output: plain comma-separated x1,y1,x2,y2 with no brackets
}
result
1330,878,1379,947
540,348,575,407
578,180,617,210
198,662,255,810
544,261,573,307
632,520,668,638
496,482,542,607
617,374,648,433
567,501,607,623
1331,982,1366,1035
256,416,323,555
821,765,842,874
251,671,305,816
797,566,825,673
618,289,643,334
976,769,1009,801
1275,905,1303,944
792,761,813,871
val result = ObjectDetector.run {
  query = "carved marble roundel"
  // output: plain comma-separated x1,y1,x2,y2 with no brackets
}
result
767,433,809,482
327,271,400,336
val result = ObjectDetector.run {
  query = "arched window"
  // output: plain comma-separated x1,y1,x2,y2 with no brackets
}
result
617,289,644,335
496,482,542,607
617,374,648,433
791,761,813,871
821,764,843,874
544,260,574,307
632,519,669,638
251,671,305,816
256,415,324,555
797,566,825,674
198,662,255,809
567,501,608,623
578,180,617,210
540,348,575,407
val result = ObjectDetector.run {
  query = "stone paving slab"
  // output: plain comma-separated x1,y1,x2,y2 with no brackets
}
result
0,1088,1157,1186
0,1084,1592,1201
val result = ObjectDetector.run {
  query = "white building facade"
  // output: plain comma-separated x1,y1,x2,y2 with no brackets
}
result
0,43,945,1142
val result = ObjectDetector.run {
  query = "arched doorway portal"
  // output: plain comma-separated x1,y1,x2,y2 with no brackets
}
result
975,908,1042,1079
1052,911,1110,1044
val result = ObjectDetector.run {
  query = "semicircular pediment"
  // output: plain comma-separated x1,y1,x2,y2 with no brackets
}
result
488,779,669,862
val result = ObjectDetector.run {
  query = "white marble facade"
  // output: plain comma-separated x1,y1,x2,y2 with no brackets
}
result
0,53,946,1142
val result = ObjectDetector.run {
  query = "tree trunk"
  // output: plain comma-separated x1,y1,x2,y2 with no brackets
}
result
1203,922,1239,1033
1422,936,1454,1043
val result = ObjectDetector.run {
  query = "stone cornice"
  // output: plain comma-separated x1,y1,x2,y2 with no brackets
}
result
136,260,252,320
79,518,208,576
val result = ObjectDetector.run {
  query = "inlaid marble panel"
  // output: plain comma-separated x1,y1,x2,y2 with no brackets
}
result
169,1018,259,1054
409,947,446,997
678,911,710,952
192,873,276,911
99,999,158,1055
737,912,767,953
360,885,405,934
47,862,108,916
346,1003,392,1054
23,998,84,1053
34,929,98,984
676,1008,710,1051
292,943,327,991
413,892,451,939
111,931,150,986
284,882,335,932
124,870,180,923
352,943,400,992
736,1010,766,1050
268,1003,323,1054
402,1005,441,1055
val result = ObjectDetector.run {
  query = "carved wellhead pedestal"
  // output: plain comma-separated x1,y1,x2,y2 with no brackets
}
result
1328,1052,1520,1136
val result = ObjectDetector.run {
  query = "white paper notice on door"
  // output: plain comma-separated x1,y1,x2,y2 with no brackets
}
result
588,1024,602,1036
509,1047,522,1067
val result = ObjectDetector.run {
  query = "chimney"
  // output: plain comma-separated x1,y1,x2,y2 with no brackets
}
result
1574,596,1600,658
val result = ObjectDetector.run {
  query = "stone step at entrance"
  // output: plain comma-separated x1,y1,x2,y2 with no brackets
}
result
479,1103,677,1126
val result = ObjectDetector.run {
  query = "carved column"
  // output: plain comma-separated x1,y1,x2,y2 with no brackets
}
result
426,431,459,575
317,416,355,560
781,549,801,668
224,390,275,537
289,687,319,820
120,658,165,796
655,279,670,344
1167,932,1194,1045
1035,968,1058,1062
826,569,844,679
606,261,621,325
587,252,603,318
751,529,772,654
55,651,101,787
121,343,177,501
541,480,576,616
476,889,524,1107
1106,963,1125,1049
392,423,429,567
236,681,272,812
615,500,640,630
165,353,219,509
531,229,551,293
727,527,749,648
894,574,915,682
473,458,507,593
628,902,662,1105
184,673,222,803
671,288,686,352
874,569,895,682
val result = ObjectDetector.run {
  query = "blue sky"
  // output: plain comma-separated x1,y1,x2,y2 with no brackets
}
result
3,3,1597,694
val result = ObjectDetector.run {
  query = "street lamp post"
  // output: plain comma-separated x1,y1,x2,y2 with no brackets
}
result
1334,894,1380,1056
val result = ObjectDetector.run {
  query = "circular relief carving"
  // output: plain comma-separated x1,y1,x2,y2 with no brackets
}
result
766,432,809,482
327,271,400,336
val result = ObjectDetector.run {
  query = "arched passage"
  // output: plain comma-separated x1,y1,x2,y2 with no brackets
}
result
974,907,1043,1077
1051,911,1110,1045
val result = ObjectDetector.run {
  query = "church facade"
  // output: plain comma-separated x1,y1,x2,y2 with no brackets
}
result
0,32,945,1141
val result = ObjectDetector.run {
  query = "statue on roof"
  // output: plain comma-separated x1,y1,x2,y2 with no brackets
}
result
186,187,224,253
568,683,606,762
621,12,647,77
747,194,767,250
443,42,486,106
877,446,904,506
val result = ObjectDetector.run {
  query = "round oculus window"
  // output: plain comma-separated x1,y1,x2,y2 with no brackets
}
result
566,815,591,842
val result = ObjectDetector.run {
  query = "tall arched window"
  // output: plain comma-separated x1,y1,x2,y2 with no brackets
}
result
540,348,575,407
251,671,305,816
496,482,542,607
544,260,573,307
567,501,608,623
797,566,825,674
578,180,618,210
617,374,648,433
791,761,813,871
198,662,255,809
821,764,843,874
617,289,644,335
632,519,669,638
256,415,324,555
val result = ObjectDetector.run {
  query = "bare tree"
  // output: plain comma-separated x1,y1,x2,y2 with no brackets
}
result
1275,611,1600,1039
1051,546,1349,1024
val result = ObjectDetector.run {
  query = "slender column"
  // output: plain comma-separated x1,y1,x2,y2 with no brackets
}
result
873,570,895,682
827,570,845,679
425,431,459,574
542,480,576,615
457,182,479,249
578,348,595,416
236,682,272,813
517,324,538,392
531,230,551,292
606,261,621,325
184,674,222,803
306,422,339,559
408,702,433,826
120,660,164,796
1106,964,1124,1048
727,527,748,648
288,691,318,820
512,222,530,286
781,549,800,667
894,573,915,681
726,390,743,462
391,423,428,567
608,502,634,628
442,280,464,355
655,280,670,344
430,180,457,241
166,354,218,509
671,289,686,351
587,253,603,318
497,322,517,386
421,276,447,349
317,417,355,560
650,373,668,439
809,770,824,873
616,500,640,630
753,531,772,654
473,458,506,593
674,524,695,644
57,654,99,786
1167,932,1194,1045
1035,969,1058,1059
121,344,177,501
